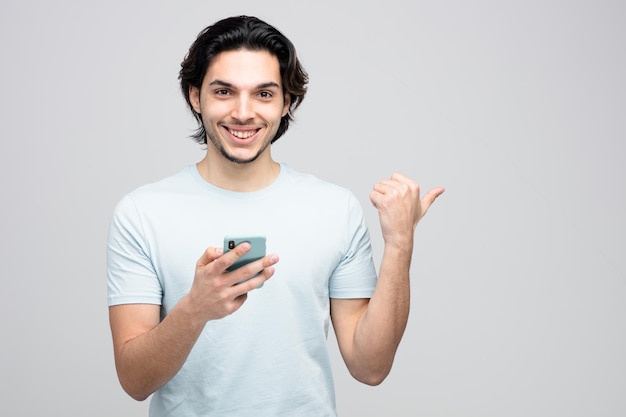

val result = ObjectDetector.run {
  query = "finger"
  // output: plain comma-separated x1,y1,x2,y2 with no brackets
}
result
196,247,224,267
214,242,252,272
420,187,446,212
370,181,400,208
372,179,406,200
374,173,419,193
226,254,279,285
230,292,248,310
390,172,412,184
372,180,393,194
371,177,415,206
231,263,277,293
369,188,386,208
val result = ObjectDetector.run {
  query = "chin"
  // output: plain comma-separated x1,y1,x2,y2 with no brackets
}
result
222,150,263,164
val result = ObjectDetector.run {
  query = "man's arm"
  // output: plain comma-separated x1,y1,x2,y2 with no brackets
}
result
109,245,279,401
331,173,444,385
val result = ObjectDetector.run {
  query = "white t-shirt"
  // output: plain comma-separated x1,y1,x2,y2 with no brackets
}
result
107,163,377,417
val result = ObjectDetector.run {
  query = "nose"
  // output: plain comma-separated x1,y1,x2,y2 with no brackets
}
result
231,95,254,122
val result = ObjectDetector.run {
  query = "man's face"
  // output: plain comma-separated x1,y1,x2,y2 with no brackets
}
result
190,49,290,164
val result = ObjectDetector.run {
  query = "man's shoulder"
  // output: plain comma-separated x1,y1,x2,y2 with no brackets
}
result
114,166,194,212
281,164,351,196
129,166,192,196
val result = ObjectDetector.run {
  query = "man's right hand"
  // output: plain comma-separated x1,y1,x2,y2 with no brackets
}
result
109,245,278,400
186,244,279,322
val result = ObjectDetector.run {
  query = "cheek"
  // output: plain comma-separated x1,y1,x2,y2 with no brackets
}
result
201,101,231,120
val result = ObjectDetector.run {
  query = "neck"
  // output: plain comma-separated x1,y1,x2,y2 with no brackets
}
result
196,149,280,192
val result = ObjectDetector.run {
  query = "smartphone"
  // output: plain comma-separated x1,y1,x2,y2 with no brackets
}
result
223,235,266,284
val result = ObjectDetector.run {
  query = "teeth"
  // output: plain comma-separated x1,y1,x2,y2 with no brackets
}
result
229,129,256,139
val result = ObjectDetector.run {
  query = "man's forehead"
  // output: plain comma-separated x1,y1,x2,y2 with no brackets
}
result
204,49,282,87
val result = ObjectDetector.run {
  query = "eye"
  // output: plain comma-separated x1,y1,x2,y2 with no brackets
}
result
215,89,231,96
258,91,273,99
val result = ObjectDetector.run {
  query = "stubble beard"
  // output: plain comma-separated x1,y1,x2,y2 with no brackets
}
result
206,127,273,165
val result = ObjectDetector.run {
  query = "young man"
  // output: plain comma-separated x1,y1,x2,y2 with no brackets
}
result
107,15,444,417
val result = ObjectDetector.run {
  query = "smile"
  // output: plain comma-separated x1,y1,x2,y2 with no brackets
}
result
228,128,259,139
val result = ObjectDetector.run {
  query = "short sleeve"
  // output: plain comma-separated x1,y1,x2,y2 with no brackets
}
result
328,193,377,299
106,194,163,306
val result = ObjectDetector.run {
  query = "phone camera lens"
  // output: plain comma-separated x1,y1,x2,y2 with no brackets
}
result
228,240,235,249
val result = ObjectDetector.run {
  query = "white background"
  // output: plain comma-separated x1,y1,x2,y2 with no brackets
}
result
1,0,624,416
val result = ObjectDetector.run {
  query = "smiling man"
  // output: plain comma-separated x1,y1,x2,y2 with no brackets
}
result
192,51,288,163
107,15,444,417
189,49,289,191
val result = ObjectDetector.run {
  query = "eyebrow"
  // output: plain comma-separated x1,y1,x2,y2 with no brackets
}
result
208,79,281,90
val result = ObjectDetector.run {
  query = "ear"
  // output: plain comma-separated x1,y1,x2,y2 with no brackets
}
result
281,94,291,118
189,86,201,113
